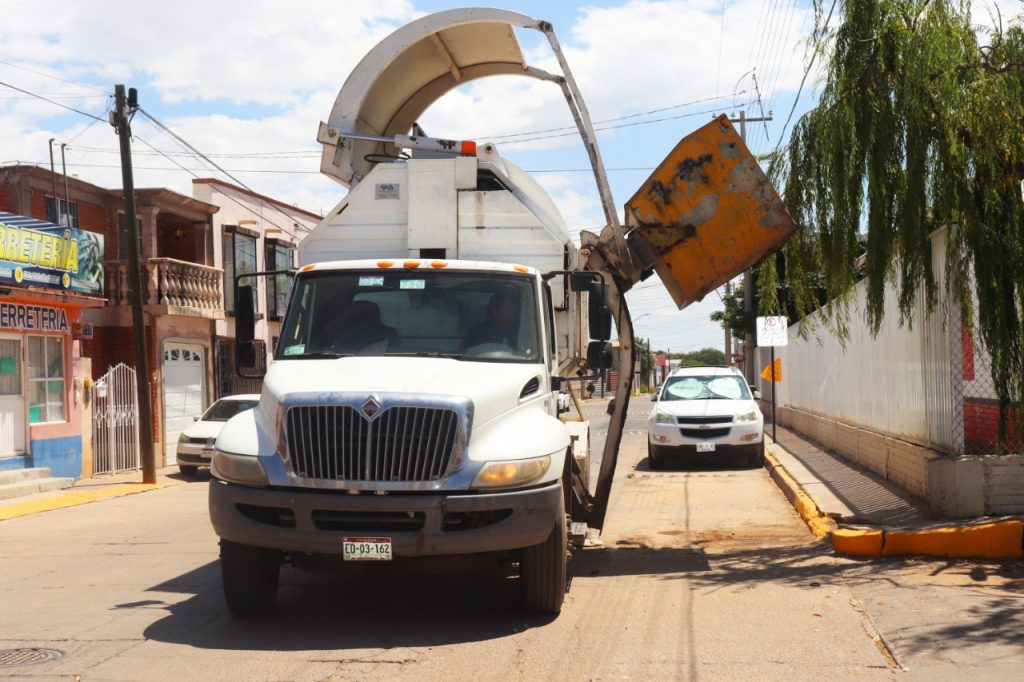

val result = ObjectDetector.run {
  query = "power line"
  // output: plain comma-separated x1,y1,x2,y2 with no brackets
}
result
773,0,838,155
0,60,109,93
137,108,314,233
0,79,107,122
134,132,304,243
474,90,751,141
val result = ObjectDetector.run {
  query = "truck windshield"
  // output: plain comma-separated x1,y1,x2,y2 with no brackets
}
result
276,270,543,364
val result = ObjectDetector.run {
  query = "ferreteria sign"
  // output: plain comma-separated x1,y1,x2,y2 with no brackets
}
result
0,212,104,296
0,302,69,333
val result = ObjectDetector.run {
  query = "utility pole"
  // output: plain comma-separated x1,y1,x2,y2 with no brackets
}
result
727,110,772,385
112,84,156,484
724,281,733,365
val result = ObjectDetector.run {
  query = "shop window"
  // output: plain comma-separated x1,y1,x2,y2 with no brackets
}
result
0,339,21,396
265,240,295,320
27,336,64,423
223,227,258,315
45,196,78,228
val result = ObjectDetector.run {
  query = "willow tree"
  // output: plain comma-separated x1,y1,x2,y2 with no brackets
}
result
762,0,1024,441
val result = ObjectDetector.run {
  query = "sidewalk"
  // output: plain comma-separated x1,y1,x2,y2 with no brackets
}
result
765,425,1024,558
0,466,185,521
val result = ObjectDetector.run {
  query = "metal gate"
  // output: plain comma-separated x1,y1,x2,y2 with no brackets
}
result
92,363,140,475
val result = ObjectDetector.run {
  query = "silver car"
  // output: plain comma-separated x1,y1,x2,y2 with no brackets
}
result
176,394,260,476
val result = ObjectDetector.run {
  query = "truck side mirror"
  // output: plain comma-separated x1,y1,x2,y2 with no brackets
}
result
587,340,613,370
568,271,598,292
235,284,261,377
588,282,612,341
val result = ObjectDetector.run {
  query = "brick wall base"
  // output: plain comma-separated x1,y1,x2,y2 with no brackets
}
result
771,404,1024,518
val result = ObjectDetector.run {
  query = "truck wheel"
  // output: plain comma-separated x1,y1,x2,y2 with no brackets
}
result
648,442,662,470
178,464,199,477
520,489,567,614
220,540,281,617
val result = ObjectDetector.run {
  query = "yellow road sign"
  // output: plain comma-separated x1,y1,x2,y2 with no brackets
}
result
761,358,782,382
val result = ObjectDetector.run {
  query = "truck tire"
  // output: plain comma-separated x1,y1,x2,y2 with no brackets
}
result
220,540,282,617
520,488,567,614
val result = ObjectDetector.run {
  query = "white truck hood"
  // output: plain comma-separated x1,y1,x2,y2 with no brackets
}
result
261,356,546,428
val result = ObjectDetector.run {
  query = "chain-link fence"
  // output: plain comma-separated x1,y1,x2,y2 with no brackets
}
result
953,320,1023,455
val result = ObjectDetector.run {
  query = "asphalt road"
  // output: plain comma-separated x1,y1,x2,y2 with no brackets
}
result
0,398,1021,680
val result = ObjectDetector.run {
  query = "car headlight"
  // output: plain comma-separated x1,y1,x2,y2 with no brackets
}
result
211,449,268,487
177,433,189,443
472,455,551,488
653,409,675,424
735,409,760,423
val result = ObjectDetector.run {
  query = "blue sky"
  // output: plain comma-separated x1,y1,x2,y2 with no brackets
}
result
2,1,1015,355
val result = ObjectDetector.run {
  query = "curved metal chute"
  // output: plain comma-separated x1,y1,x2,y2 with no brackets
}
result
320,8,559,187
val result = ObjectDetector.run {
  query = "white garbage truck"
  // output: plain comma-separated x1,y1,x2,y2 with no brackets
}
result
208,7,797,616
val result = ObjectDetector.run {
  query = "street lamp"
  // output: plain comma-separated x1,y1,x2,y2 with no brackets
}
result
632,314,653,391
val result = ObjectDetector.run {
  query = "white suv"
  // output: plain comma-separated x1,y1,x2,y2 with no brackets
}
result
647,366,764,469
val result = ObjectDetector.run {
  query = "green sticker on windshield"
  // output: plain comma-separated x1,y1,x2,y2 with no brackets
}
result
400,279,425,290
283,344,305,356
359,276,384,287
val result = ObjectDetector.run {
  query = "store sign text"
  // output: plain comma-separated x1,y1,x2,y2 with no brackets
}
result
0,303,69,333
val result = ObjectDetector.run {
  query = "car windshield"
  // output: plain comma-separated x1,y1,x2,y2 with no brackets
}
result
276,270,543,364
202,399,259,422
660,375,750,401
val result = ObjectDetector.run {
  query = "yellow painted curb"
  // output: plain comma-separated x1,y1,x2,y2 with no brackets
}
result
0,482,170,521
882,520,1024,559
832,528,884,556
764,449,835,539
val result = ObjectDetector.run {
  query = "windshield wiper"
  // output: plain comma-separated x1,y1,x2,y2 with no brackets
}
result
385,352,464,358
286,351,351,359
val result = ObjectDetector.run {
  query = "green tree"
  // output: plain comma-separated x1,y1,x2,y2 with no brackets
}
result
767,0,1024,436
678,348,727,367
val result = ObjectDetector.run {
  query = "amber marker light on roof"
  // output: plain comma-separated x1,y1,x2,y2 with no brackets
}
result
514,265,529,273
377,261,394,268
430,261,448,268
300,264,316,272
403,261,421,268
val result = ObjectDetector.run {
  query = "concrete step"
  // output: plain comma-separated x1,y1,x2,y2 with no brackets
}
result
0,467,53,487
0,477,75,501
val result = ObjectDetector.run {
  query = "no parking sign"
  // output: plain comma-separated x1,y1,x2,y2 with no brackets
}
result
756,316,788,346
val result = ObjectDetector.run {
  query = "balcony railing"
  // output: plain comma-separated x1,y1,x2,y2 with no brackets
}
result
105,258,224,313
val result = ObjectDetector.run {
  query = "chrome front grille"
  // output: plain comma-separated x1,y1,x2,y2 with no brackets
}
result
285,405,460,482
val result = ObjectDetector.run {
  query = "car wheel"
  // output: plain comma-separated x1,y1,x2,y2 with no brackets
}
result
748,440,766,469
648,442,662,470
178,464,199,477
220,540,282,617
520,486,568,614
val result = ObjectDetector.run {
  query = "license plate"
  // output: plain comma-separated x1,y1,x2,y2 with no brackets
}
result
696,442,716,453
343,537,392,561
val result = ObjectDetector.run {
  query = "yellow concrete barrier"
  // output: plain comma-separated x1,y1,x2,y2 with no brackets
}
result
832,528,884,556
882,520,1023,559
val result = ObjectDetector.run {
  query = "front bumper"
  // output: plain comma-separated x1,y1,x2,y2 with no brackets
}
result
208,479,561,557
176,443,215,466
648,420,763,448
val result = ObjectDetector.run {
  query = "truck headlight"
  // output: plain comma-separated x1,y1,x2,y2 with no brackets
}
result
472,455,551,488
654,409,675,424
211,449,268,487
735,409,760,423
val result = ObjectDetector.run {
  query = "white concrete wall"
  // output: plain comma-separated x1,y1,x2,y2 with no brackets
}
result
757,229,958,453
